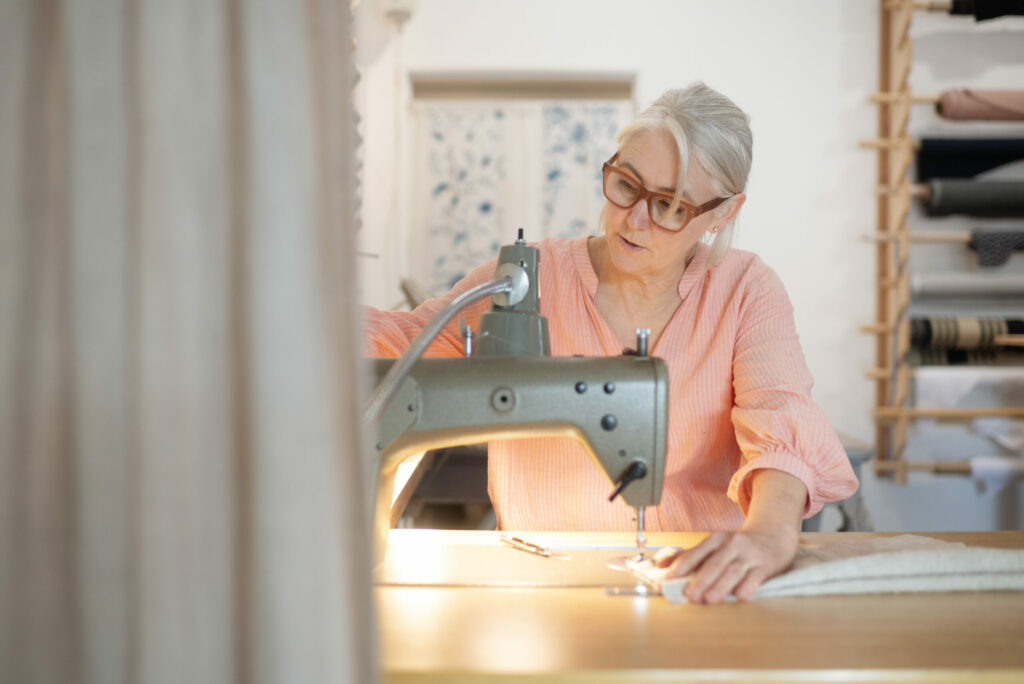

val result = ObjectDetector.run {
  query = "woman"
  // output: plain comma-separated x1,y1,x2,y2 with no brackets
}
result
365,83,858,603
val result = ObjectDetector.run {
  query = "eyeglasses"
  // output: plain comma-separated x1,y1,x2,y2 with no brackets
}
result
601,153,728,232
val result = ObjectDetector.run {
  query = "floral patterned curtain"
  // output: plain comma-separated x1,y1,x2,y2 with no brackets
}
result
409,99,632,295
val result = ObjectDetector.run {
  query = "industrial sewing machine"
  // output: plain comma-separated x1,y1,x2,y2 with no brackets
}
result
365,231,669,561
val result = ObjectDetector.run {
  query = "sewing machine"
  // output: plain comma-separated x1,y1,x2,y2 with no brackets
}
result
366,231,669,561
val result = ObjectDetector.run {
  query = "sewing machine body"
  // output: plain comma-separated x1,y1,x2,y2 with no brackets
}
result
372,354,668,502
366,233,669,561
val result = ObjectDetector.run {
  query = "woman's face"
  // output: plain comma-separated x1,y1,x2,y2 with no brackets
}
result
603,129,722,281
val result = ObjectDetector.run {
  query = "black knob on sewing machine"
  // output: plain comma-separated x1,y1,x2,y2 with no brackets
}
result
608,460,648,502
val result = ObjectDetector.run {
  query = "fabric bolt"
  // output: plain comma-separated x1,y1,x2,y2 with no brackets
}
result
909,348,1024,366
938,89,1024,121
969,230,1024,266
634,534,1024,601
916,138,1024,181
924,179,1024,218
365,237,858,532
910,317,1014,350
914,367,1024,454
910,271,1024,298
950,0,1024,20
972,456,1024,494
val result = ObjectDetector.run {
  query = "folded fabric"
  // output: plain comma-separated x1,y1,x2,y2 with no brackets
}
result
924,179,1024,218
910,272,1024,298
909,348,1024,366
950,0,1024,20
969,230,1024,266
938,89,1024,121
632,534,1024,602
913,367,1024,453
972,455,1024,494
916,138,1024,181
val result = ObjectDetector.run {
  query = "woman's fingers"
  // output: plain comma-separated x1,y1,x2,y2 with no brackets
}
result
652,545,681,567
652,529,796,604
732,566,768,601
692,558,752,604
662,532,728,576
682,545,747,603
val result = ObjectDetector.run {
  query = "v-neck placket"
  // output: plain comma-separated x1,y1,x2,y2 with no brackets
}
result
572,237,710,356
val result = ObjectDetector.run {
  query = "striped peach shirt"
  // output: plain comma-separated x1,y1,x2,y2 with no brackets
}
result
365,236,858,532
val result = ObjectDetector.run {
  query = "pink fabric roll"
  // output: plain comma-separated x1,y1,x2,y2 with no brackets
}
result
938,89,1024,121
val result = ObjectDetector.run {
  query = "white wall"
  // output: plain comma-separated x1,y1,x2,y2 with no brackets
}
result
355,0,1024,530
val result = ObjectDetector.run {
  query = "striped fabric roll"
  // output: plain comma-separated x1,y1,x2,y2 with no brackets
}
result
910,317,1023,350
938,89,1024,121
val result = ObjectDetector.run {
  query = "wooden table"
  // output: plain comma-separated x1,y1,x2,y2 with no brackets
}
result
377,530,1024,683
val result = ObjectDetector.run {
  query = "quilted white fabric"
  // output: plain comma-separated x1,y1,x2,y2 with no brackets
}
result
633,534,1024,603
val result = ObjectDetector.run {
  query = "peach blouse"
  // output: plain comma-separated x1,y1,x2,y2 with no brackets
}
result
365,236,858,531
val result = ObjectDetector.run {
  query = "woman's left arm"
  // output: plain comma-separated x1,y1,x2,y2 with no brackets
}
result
658,258,855,603
656,468,805,604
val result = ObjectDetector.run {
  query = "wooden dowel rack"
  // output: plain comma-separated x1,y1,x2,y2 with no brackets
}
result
876,406,1024,422
995,335,1024,347
873,458,971,475
867,367,915,380
876,182,929,199
871,91,942,104
911,1,953,12
867,229,972,243
860,137,921,150
873,0,913,465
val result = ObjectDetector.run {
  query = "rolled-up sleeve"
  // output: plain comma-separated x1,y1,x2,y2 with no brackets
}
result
363,257,500,358
726,262,858,518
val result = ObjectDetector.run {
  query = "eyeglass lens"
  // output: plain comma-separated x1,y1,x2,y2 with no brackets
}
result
603,166,689,230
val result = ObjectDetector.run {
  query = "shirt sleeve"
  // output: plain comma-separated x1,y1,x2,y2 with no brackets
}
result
726,260,859,518
363,256,500,358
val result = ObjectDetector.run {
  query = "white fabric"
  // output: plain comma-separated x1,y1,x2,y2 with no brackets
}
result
972,456,1024,496
634,534,1024,603
915,367,1024,455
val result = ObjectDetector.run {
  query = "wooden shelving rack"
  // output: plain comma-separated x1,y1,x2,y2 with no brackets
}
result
867,0,1024,482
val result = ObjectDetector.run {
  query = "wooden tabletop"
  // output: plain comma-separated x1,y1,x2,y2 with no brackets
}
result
377,530,1024,683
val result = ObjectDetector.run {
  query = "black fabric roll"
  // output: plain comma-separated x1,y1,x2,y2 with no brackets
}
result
951,0,1024,20
911,318,932,347
968,230,1024,266
925,179,1024,217
910,348,1024,366
916,138,1024,181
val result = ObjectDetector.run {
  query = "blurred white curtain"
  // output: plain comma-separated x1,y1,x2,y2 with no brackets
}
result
0,0,373,683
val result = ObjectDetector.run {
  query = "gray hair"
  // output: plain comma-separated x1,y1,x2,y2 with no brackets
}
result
616,82,753,266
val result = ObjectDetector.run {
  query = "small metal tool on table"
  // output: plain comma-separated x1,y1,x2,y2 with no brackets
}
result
499,535,569,560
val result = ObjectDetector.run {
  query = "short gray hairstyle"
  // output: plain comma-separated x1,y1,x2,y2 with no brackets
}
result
616,82,753,266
